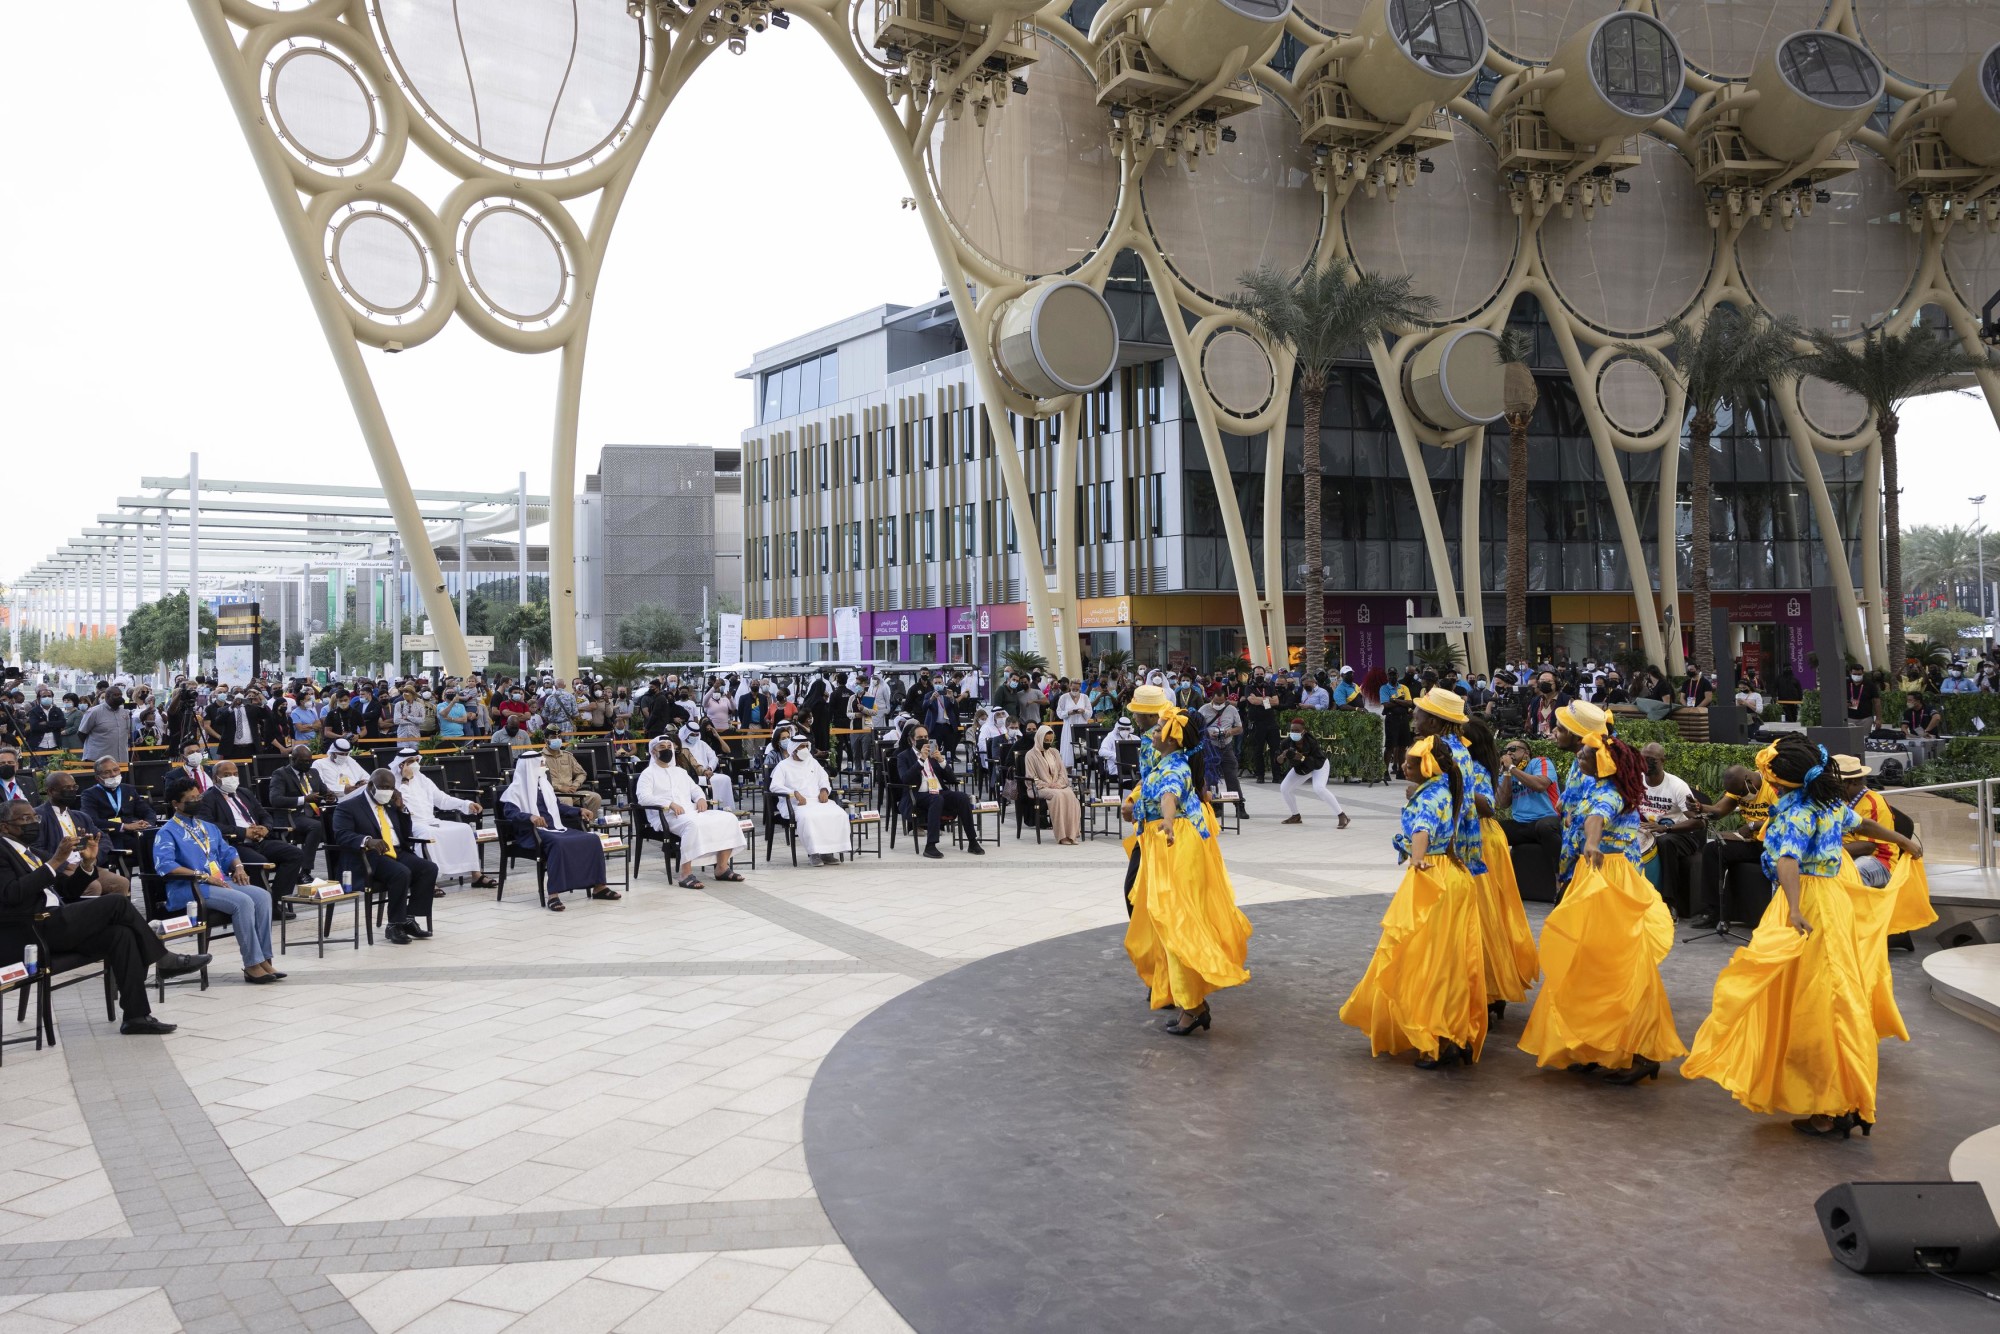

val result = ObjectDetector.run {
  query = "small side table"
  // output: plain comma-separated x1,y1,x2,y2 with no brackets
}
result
280,889,365,957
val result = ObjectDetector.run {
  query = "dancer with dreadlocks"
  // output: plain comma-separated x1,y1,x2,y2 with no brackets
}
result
1339,734,1489,1069
1123,702,1252,1036
1681,736,1922,1139
1463,716,1540,1022
1518,701,1686,1084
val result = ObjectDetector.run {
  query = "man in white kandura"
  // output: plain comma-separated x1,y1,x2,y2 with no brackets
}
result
392,748,496,889
313,737,369,797
636,735,747,889
678,721,736,811
767,733,852,866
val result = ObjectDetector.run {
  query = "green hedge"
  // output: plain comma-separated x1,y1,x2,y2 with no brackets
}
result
1902,736,2000,802
1281,708,1386,783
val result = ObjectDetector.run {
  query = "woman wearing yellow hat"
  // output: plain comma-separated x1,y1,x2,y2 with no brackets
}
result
1339,735,1488,1067
1123,703,1253,1035
1681,736,1922,1138
1830,753,1914,1043
1517,700,1686,1084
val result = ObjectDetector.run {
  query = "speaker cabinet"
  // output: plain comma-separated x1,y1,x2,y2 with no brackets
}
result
1815,1181,2000,1274
1937,914,2000,950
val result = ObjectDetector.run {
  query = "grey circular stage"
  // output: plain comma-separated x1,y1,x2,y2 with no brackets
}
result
804,896,1999,1333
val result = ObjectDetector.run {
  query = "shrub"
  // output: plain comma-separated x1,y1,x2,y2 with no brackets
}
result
1280,709,1386,783
1901,735,2000,801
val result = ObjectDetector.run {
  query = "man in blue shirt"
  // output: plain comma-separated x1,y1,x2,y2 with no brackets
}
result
1497,737,1562,892
1941,666,1975,694
1300,674,1331,711
1332,666,1364,710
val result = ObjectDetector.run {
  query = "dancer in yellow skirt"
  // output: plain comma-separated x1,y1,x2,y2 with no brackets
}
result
1462,717,1540,1018
1841,757,1938,941
1681,737,1923,1138
1340,735,1488,1067
1123,705,1252,1035
1831,755,1911,1042
1518,701,1686,1084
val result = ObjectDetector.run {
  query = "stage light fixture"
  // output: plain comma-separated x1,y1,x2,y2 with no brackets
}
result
1011,76,1028,94
1220,125,1237,143
769,7,789,27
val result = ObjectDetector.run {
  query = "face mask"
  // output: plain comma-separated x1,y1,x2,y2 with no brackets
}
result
216,776,241,795
186,752,206,764
421,692,433,701
548,740,564,751
50,790,76,808
401,766,419,783
655,749,674,764
370,788,394,805
0,765,14,781
1288,731,1304,742
1850,674,1863,683
102,775,121,790
293,756,310,771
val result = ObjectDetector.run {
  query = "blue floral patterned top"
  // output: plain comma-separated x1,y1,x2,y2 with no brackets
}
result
1439,734,1491,875
1559,756,1640,879
1395,774,1458,862
1760,791,1859,879
1134,743,1210,840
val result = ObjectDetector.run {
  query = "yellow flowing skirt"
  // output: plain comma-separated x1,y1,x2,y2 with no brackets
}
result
1339,859,1488,1061
1124,817,1252,1012
1885,854,1937,936
1837,854,1909,1043
1680,875,1878,1123
1518,855,1686,1071
1473,819,1541,1003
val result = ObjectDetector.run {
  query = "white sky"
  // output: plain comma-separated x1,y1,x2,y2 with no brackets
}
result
2,6,1997,585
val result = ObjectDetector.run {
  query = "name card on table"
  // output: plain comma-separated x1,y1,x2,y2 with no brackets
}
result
300,881,349,901
0,962,27,987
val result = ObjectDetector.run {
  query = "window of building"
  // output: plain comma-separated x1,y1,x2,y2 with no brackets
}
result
1589,14,1681,118
759,536,770,580
817,442,828,490
850,522,864,570
850,434,862,483
760,348,839,424
961,407,979,461
788,451,798,497
1098,480,1114,541
882,516,897,565
757,457,768,502
786,532,798,576
884,426,897,476
920,416,935,468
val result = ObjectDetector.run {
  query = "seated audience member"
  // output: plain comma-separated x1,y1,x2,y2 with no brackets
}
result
490,714,533,750
391,748,494,888
34,772,132,899
496,751,618,913
0,748,29,804
269,743,334,837
82,755,159,857
154,776,280,985
1496,738,1563,873
1098,717,1139,783
1903,696,1942,739
313,737,369,798
330,770,438,943
198,761,311,907
1025,724,1083,844
540,734,601,822
1837,753,1898,888
678,720,736,810
767,732,851,868
3,798,207,1031
895,726,984,859
1689,763,1776,928
636,735,747,887
1635,742,1703,917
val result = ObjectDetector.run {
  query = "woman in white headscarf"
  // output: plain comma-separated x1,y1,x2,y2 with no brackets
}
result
678,721,737,811
392,748,494,887
1055,680,1091,768
1026,725,1082,845
768,733,852,865
498,750,617,912
638,735,747,888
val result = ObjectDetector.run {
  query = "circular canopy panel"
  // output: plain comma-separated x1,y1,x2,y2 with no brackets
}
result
1798,375,1870,437
267,43,380,172
1736,148,1918,337
1945,215,2000,311
1857,0,2000,88
1142,92,1322,304
1293,0,1366,34
459,199,573,329
1598,356,1667,435
1344,125,1516,324
930,32,1117,281
1480,0,1619,64
371,0,645,176
1655,1,1830,80
1540,135,1709,336
328,204,431,322
1203,328,1277,417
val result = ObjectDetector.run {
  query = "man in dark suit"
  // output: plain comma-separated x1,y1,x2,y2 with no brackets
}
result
198,761,313,906
0,800,207,1034
207,690,265,762
895,727,983,859
267,743,333,848
33,772,133,899
83,756,160,863
330,770,437,945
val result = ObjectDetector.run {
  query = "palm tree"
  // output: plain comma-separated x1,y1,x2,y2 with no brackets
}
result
1619,306,1802,677
1232,260,1437,674
1496,328,1537,665
1796,326,1993,671
1902,522,1996,602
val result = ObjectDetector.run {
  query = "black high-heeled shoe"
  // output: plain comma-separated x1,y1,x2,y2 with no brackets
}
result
1601,1056,1661,1085
1792,1112,1872,1139
1487,1000,1507,1023
1416,1040,1466,1070
1164,1006,1211,1035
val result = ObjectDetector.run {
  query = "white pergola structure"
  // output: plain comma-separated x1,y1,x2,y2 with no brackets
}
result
10,466,550,677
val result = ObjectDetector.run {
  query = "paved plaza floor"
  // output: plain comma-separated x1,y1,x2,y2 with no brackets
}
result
1,781,1988,1334
0,781,1405,1333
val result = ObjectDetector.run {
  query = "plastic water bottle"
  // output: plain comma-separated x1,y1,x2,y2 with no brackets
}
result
148,919,164,936
22,945,36,977
341,866,353,895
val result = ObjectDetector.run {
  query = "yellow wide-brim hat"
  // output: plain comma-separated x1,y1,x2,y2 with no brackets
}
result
1556,699,1609,738
1414,686,1467,724
1127,684,1173,714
